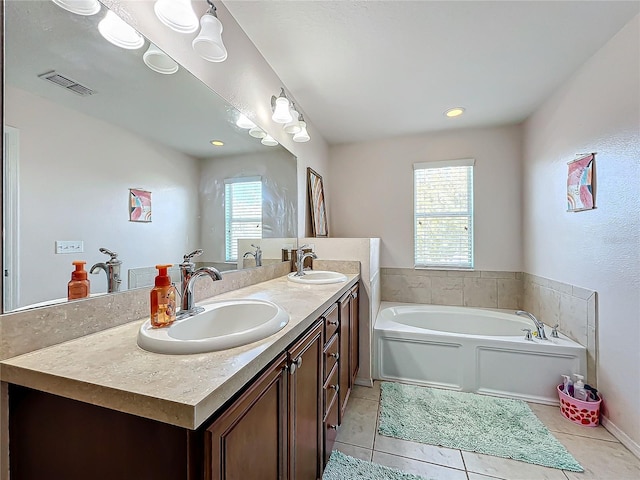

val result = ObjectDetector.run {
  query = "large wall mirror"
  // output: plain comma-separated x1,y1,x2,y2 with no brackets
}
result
2,0,298,312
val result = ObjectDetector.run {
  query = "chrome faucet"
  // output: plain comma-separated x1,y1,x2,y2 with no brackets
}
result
90,248,122,293
516,310,548,340
243,244,262,267
294,244,317,276
178,249,222,316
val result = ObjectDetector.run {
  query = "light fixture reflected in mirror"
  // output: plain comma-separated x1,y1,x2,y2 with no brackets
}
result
98,10,145,49
249,126,267,138
271,88,292,124
192,1,228,62
236,114,256,129
51,0,101,16
261,134,279,146
154,0,199,33
143,43,179,74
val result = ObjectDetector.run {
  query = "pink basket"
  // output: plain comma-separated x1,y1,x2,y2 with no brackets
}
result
557,384,601,427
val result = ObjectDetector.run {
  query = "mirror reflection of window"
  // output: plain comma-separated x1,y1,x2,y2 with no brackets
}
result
224,177,263,262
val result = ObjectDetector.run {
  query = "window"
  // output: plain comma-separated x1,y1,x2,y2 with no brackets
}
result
414,159,474,269
225,177,262,262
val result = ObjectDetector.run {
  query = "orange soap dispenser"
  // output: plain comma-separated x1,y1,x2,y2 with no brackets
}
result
150,264,178,328
68,261,90,300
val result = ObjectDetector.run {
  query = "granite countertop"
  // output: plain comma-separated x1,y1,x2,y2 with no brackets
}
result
0,274,359,430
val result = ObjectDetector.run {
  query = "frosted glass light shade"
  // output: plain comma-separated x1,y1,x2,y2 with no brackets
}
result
236,114,256,129
154,0,199,33
293,121,310,142
192,13,227,62
261,134,279,146
283,108,301,134
98,10,144,50
52,0,100,15
272,96,292,123
249,126,267,139
143,43,179,74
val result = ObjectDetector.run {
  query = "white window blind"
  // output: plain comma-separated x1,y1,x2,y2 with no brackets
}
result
225,177,262,262
413,159,474,269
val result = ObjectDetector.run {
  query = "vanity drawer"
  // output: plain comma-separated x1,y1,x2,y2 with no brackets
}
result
323,303,339,340
323,334,339,382
323,363,339,417
323,394,340,466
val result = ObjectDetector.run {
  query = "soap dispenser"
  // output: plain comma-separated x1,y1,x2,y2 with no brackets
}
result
68,260,90,300
573,374,589,401
150,264,178,328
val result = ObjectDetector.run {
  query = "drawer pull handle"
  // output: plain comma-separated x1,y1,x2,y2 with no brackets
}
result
328,384,339,392
327,424,338,430
328,352,339,360
288,357,303,375
327,320,339,326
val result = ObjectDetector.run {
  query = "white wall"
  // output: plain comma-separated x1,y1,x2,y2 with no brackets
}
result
5,86,200,308
328,125,523,270
104,0,331,236
523,16,640,452
199,150,297,262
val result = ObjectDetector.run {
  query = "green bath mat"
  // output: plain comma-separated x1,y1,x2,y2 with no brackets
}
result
323,451,431,480
379,382,583,472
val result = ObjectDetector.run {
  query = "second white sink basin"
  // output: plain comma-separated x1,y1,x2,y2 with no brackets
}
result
137,299,289,355
287,270,348,284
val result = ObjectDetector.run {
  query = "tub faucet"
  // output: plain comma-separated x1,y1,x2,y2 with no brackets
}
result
243,244,262,267
90,248,122,293
294,244,317,277
178,249,222,316
516,310,548,340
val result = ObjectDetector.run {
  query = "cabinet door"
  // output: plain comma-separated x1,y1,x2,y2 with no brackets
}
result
206,354,288,480
288,319,324,480
350,284,360,383
338,292,351,422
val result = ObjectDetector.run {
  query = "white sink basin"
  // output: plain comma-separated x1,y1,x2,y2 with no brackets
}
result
137,299,289,354
287,270,347,284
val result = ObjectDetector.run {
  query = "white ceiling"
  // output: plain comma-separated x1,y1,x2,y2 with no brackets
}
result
224,0,640,145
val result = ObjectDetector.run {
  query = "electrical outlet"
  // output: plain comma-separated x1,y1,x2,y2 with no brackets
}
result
55,240,84,254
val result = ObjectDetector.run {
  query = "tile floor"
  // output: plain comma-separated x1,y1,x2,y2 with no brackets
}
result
333,382,640,480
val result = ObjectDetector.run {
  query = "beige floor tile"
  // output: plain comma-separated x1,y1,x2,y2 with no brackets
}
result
467,473,509,480
462,451,568,480
556,432,640,480
528,402,617,442
332,441,372,461
374,433,465,470
351,381,381,401
335,397,379,449
372,451,468,480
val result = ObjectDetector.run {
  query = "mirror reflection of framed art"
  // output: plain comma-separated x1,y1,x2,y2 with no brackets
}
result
307,167,328,237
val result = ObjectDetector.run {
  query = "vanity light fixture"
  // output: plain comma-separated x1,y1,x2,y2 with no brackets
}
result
271,88,293,124
51,0,101,16
236,114,256,130
445,107,465,118
283,106,301,134
292,116,310,143
210,140,224,146
192,1,228,62
98,10,145,50
154,0,199,34
143,43,179,74
248,126,267,139
261,134,279,147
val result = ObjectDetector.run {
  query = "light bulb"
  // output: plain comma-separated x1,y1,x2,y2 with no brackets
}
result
236,114,256,129
98,10,144,50
51,0,101,15
293,121,310,142
272,96,292,124
192,12,227,62
261,134,278,146
284,108,301,134
154,0,199,33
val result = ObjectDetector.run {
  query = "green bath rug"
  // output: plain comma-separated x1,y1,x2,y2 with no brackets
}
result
323,450,431,480
379,382,583,472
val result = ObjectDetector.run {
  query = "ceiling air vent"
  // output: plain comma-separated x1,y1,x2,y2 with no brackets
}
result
38,71,96,97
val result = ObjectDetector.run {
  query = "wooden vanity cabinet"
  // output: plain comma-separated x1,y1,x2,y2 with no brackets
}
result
338,284,359,421
349,284,360,384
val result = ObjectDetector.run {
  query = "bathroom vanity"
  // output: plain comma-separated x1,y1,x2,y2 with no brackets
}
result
2,274,360,480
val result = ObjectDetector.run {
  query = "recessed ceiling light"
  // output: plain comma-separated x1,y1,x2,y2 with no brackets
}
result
210,140,224,146
445,107,465,118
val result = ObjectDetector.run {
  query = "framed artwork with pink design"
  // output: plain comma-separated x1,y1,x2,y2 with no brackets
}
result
129,188,152,222
307,167,328,237
567,153,595,212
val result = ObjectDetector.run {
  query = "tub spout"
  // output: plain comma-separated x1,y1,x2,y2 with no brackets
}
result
516,310,548,340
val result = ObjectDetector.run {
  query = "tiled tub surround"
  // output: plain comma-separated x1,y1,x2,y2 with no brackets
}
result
0,273,359,430
381,268,597,385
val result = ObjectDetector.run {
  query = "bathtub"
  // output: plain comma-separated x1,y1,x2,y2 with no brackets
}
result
374,302,586,405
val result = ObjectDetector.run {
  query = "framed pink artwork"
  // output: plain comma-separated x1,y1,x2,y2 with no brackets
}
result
129,188,152,222
567,153,595,212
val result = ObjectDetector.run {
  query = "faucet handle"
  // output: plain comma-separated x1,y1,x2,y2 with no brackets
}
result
522,328,533,341
183,249,203,262
551,324,559,338
99,247,118,260
251,244,261,252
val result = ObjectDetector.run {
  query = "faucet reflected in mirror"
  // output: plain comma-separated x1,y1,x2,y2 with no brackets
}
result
243,244,262,267
89,248,122,294
177,249,223,318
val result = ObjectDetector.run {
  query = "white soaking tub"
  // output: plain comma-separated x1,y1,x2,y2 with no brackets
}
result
374,302,586,405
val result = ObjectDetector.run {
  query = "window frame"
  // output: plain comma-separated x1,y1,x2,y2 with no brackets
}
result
413,158,475,270
224,176,263,262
